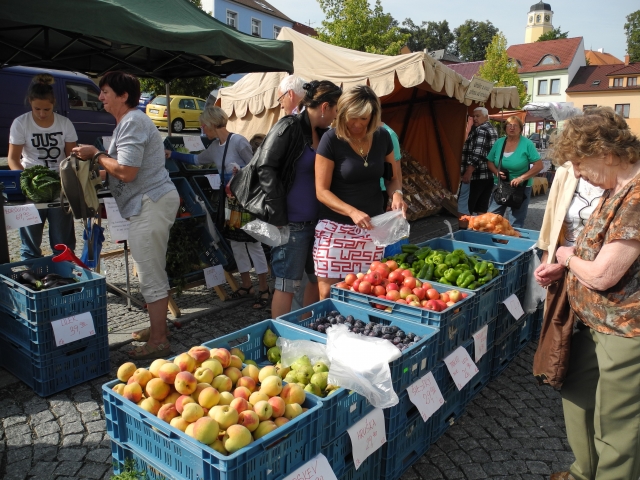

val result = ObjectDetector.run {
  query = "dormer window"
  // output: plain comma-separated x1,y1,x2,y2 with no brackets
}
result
592,80,601,86
613,78,623,87
538,55,560,66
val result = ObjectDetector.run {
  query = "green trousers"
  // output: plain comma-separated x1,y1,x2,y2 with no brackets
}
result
561,326,640,480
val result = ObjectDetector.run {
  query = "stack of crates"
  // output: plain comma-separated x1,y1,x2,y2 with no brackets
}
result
0,257,109,396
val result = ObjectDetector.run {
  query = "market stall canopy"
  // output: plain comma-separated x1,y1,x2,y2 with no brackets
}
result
0,0,293,80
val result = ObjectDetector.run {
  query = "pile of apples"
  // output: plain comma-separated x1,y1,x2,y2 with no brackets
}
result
112,345,307,456
335,260,468,312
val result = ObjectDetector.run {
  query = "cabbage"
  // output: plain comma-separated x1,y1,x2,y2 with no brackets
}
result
20,165,61,203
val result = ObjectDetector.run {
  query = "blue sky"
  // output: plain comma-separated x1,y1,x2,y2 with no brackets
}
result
268,0,637,60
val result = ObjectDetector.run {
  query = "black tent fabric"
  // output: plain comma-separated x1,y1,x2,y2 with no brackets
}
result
0,0,293,80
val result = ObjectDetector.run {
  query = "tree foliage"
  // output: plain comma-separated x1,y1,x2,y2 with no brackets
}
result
316,0,410,56
477,33,530,108
400,19,455,53
535,26,569,42
625,10,640,63
453,20,499,61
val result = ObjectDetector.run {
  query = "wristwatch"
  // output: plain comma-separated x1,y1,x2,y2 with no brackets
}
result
392,189,403,197
565,254,575,270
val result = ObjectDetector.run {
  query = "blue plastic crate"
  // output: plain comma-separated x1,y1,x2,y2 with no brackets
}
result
0,170,25,202
201,319,372,446
430,383,467,443
172,177,206,220
515,312,535,350
336,450,382,480
165,158,181,175
0,257,106,324
191,174,221,214
0,332,110,397
1,305,108,357
491,320,523,379
464,346,493,404
102,376,322,480
514,227,540,241
382,238,409,258
111,440,177,480
494,285,527,340
277,299,440,391
532,302,544,341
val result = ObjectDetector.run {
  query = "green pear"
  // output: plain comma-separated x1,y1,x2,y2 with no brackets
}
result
245,359,257,367
262,328,278,348
291,356,311,371
295,370,311,385
284,372,298,384
310,372,329,391
313,362,329,373
267,346,281,364
304,383,322,396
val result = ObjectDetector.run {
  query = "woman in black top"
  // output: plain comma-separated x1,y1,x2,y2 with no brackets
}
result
314,85,406,299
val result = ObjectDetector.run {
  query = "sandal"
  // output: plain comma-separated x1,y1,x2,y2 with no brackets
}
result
231,286,255,299
128,342,171,360
131,327,172,343
253,289,271,310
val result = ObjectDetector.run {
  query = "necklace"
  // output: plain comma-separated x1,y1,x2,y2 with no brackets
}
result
352,136,370,167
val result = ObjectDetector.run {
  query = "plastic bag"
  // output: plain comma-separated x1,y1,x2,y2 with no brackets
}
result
524,253,546,313
367,210,410,247
276,337,330,368
241,219,290,247
326,324,401,408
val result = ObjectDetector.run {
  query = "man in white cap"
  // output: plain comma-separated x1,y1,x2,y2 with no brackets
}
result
276,74,306,115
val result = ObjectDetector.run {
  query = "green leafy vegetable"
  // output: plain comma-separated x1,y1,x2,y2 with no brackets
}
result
20,165,61,202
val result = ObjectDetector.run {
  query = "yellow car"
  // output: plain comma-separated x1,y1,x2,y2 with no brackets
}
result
146,95,206,132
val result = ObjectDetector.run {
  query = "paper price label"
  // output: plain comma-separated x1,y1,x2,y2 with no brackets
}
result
183,135,206,152
472,324,488,362
407,371,445,422
205,174,221,190
347,407,386,470
503,293,525,320
51,311,96,346
3,204,42,230
204,265,225,288
103,198,129,243
444,346,479,391
282,453,338,480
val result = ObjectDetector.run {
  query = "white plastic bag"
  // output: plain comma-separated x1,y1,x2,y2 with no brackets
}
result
276,337,330,368
368,210,410,247
524,252,546,313
326,324,401,408
241,219,290,247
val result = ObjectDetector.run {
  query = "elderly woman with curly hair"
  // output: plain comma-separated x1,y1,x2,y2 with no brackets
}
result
548,107,640,480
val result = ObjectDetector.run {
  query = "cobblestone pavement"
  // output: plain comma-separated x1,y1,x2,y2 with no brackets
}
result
0,192,574,479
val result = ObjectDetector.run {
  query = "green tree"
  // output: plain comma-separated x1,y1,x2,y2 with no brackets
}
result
535,26,569,42
453,20,499,61
624,10,640,63
477,33,530,108
316,0,409,56
401,19,455,53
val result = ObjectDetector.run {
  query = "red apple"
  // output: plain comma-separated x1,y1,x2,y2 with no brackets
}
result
403,276,417,289
409,301,421,307
364,271,380,286
386,290,401,301
352,279,361,292
412,288,426,300
405,294,419,303
335,282,349,290
375,263,391,277
440,293,450,303
369,261,382,272
446,301,456,307
345,273,357,286
385,260,399,271
380,279,390,287
401,269,414,278
386,283,399,292
396,299,408,304
461,292,469,299
424,300,441,311
426,289,440,300
421,300,430,308
399,286,413,299
415,279,422,288
356,273,365,279
373,285,386,296
358,281,372,294
448,290,462,302
388,271,404,284
422,282,433,290
434,299,448,311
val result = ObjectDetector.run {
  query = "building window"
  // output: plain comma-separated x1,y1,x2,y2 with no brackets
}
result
583,105,597,112
613,77,623,87
273,26,281,39
550,79,561,94
251,18,262,37
226,10,237,29
615,104,630,118
522,80,528,93
628,77,638,87
539,55,559,66
538,79,548,95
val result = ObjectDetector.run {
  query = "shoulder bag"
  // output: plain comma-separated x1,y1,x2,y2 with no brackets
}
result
492,139,527,209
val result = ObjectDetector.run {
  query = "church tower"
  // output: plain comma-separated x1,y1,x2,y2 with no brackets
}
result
525,2,553,43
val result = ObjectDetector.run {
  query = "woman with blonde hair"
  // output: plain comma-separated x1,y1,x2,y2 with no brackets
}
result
313,85,406,299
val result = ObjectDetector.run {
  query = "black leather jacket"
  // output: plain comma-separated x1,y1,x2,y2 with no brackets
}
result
231,110,327,226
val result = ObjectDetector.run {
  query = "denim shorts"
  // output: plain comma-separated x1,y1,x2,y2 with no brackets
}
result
271,221,317,293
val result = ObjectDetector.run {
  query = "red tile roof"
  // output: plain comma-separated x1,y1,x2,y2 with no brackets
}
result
291,22,318,37
607,64,640,76
507,37,583,73
585,50,623,65
447,61,484,80
566,64,640,93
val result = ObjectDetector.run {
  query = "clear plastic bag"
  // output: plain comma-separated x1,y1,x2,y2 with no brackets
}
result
524,253,546,313
276,337,330,368
241,219,290,247
367,210,410,247
326,324,401,408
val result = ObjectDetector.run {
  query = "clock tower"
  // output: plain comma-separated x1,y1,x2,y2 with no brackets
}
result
525,1,553,43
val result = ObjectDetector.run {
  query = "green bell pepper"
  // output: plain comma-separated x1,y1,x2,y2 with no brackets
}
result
438,277,452,285
444,253,460,267
401,244,419,253
434,263,448,278
443,268,461,282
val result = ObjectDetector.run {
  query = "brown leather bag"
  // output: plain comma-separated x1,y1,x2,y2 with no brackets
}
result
533,274,575,389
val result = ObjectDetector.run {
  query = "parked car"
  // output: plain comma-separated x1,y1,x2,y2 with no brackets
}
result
137,92,155,112
528,132,542,149
146,95,206,133
0,66,116,157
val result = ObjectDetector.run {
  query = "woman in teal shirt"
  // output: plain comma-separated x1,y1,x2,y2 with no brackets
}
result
487,116,543,227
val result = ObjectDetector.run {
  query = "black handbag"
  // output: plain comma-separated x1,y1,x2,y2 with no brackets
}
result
492,139,527,209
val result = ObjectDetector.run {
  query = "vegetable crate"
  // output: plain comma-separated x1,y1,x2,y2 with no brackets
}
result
336,450,382,480
532,302,544,340
165,158,181,175
172,177,206,220
0,332,109,397
0,170,25,202
382,238,410,258
103,376,322,480
514,228,540,241
190,174,222,214
200,319,371,447
322,429,383,480
491,314,531,379
0,257,106,324
494,285,527,340
430,383,467,444
277,299,441,392
164,135,218,175
329,286,475,358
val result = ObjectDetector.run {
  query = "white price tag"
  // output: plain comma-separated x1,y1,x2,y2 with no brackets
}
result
51,311,96,346
444,346,479,391
204,265,225,288
102,136,112,150
282,454,338,480
473,324,489,362
3,204,42,230
407,371,445,422
503,293,525,320
347,407,386,470
183,135,206,152
205,174,221,190
103,198,130,243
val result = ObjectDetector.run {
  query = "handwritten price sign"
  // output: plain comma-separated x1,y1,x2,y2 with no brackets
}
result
51,311,96,346
347,407,386,470
407,371,445,422
444,346,479,391
282,453,338,480
472,324,489,362
503,294,525,320
205,174,221,190
103,198,129,243
204,265,225,289
3,204,42,230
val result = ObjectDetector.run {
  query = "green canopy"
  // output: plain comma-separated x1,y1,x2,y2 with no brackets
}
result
0,0,293,80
